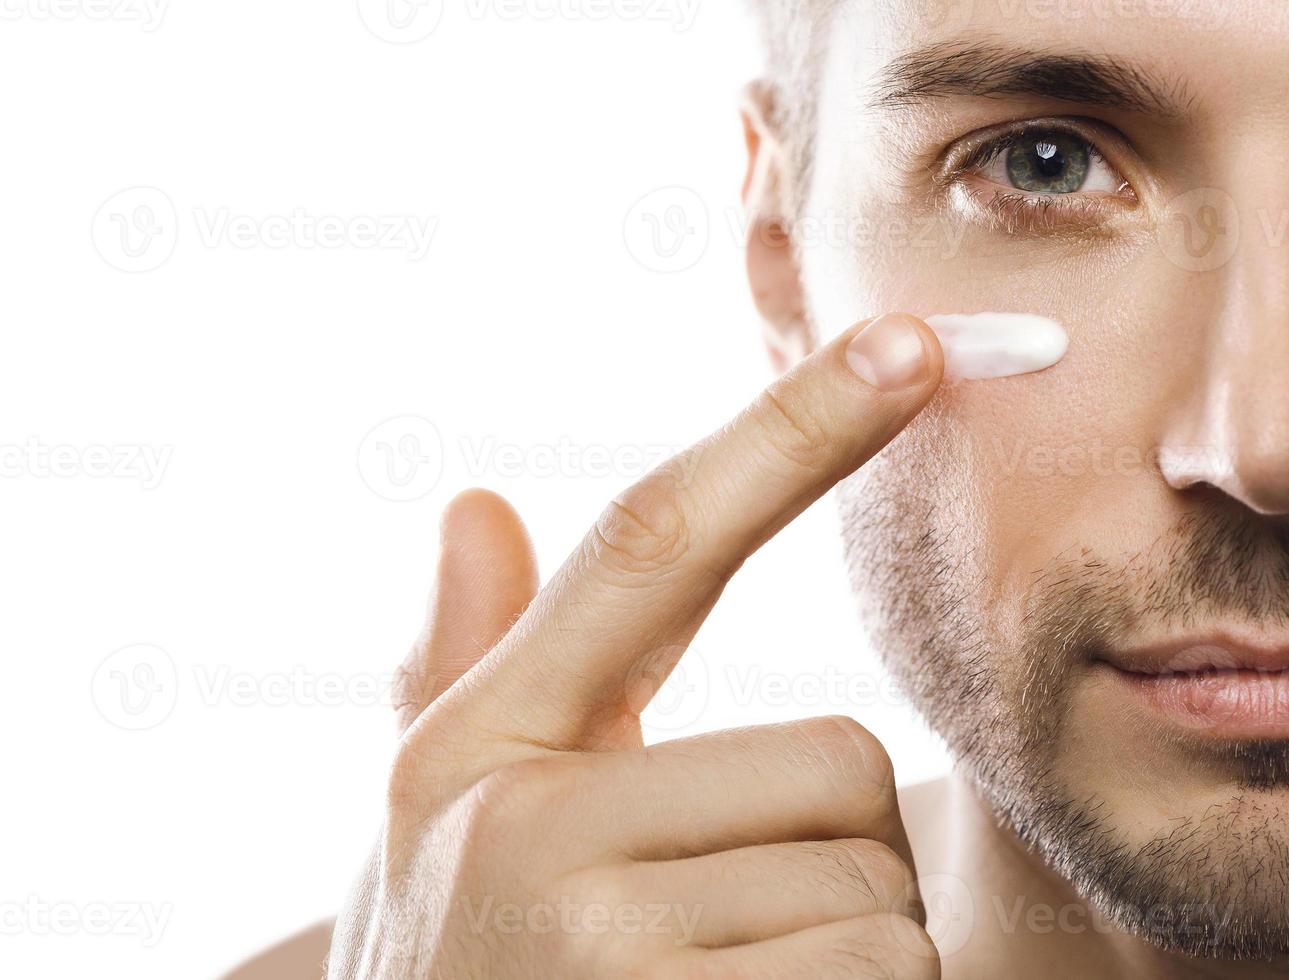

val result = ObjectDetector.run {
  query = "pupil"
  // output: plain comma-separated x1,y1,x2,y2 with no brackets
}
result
1033,140,1065,178
1004,132,1089,193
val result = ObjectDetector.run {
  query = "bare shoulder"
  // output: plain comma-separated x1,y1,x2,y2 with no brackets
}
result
219,919,335,980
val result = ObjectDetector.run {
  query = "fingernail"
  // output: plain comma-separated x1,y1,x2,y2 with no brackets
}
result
845,313,931,391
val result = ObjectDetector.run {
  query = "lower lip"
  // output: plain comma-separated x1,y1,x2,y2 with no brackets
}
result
1109,667,1289,738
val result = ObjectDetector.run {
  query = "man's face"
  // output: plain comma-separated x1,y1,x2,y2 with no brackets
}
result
788,0,1289,958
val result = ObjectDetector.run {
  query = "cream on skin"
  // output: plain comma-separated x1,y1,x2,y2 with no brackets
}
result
925,312,1069,381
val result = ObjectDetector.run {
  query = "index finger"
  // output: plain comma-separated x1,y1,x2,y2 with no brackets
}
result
450,313,943,746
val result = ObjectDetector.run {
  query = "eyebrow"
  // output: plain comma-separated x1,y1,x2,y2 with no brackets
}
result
870,39,1197,119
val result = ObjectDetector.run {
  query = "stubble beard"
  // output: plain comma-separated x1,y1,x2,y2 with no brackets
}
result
839,458,1289,960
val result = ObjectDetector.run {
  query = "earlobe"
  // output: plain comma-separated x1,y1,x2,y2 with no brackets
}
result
740,81,813,373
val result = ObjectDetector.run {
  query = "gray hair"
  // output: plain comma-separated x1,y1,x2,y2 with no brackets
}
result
742,1,839,214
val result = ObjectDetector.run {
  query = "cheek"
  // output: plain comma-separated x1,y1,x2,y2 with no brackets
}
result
802,55,1216,640
817,216,1200,659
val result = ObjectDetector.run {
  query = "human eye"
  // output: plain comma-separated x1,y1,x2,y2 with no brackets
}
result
941,120,1138,233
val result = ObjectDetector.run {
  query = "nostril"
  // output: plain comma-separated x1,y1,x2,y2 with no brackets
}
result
1228,479,1289,518
1158,443,1234,493
1160,444,1289,516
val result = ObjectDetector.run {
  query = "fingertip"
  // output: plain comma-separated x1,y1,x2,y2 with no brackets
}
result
843,312,944,394
440,487,525,546
437,487,539,596
901,312,946,389
404,490,541,723
440,486,521,538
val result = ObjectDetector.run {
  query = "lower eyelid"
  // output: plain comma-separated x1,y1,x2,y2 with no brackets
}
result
948,179,1135,237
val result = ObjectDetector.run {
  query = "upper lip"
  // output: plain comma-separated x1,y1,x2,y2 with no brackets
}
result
1096,632,1289,675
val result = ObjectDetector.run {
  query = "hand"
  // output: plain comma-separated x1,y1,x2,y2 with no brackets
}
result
328,313,945,979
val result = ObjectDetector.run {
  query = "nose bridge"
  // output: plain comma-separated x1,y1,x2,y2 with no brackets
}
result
1159,201,1289,515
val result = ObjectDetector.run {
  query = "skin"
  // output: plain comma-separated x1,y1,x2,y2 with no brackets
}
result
228,1,1289,976
320,317,946,978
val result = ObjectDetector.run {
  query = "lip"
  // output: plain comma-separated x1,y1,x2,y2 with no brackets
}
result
1096,635,1289,738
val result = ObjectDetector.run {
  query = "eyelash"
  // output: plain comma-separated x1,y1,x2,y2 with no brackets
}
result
943,122,1136,234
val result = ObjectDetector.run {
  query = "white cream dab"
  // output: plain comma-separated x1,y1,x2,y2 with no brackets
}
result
924,312,1068,381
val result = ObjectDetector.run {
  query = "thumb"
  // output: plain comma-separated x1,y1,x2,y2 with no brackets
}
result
394,488,539,733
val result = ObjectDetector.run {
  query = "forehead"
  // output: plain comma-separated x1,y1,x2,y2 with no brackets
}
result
799,0,1289,202
848,0,1259,41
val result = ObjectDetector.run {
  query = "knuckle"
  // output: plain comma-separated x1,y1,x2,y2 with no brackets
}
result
590,463,696,577
560,864,634,919
801,715,897,797
858,842,915,904
858,915,941,980
464,757,578,841
672,957,751,980
391,654,431,722
817,932,892,979
391,658,423,709
812,840,913,910
622,964,689,980
552,867,642,967
387,732,451,812
748,383,833,473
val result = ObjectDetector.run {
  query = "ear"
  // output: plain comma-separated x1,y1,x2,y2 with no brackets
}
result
741,81,813,373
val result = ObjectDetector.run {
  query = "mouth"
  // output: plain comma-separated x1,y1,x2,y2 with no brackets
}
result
1095,635,1289,739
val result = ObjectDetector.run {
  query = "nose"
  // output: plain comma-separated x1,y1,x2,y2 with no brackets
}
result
1159,250,1289,516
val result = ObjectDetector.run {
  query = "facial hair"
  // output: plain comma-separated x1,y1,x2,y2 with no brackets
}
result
840,462,1289,960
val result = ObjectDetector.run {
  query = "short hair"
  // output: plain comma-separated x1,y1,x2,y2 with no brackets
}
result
742,1,837,213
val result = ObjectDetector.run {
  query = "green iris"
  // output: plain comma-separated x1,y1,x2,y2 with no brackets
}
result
1004,133,1091,194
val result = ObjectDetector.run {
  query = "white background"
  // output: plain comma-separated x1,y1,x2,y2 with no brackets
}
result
0,2,949,976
